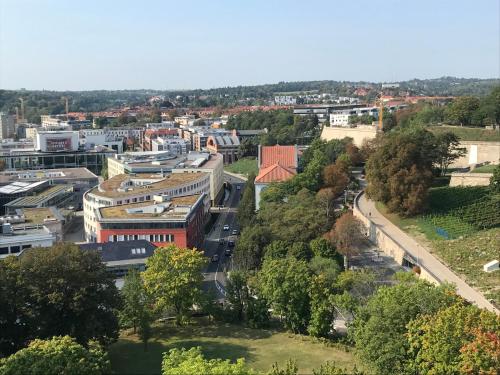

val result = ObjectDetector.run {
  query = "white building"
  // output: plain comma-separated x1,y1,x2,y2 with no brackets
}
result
274,96,297,105
36,131,79,152
80,129,124,153
0,221,57,259
151,137,189,154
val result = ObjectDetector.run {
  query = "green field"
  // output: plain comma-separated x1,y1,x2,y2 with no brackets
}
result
224,157,258,177
429,125,500,142
108,320,360,374
471,164,497,173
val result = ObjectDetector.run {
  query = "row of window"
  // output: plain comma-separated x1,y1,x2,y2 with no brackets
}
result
107,234,174,242
0,244,32,255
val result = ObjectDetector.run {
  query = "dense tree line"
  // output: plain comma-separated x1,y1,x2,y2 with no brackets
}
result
394,86,500,128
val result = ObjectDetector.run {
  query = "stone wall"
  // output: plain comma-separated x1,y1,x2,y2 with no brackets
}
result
353,193,440,285
450,141,500,168
321,125,379,147
449,172,493,187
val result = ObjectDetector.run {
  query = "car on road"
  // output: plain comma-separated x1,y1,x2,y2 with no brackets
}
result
231,229,239,235
225,249,232,256
228,240,235,247
219,238,225,245
211,254,219,262
223,224,230,231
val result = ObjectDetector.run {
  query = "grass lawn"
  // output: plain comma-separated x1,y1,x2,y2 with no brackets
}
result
224,157,258,177
108,319,360,374
428,125,500,142
471,164,497,173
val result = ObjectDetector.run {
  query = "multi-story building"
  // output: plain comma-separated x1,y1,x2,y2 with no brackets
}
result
79,129,124,153
293,104,366,123
94,194,206,249
83,172,210,242
206,135,240,164
41,115,91,130
16,123,41,140
151,137,189,154
0,147,115,175
274,96,297,105
107,151,223,204
174,115,196,126
143,128,178,150
0,113,16,139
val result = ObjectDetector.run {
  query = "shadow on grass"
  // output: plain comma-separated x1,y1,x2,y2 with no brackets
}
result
109,338,254,375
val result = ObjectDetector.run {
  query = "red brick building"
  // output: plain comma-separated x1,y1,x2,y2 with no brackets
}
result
95,194,205,249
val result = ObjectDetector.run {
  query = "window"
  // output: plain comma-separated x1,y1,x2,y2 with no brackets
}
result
131,248,136,255
0,247,8,255
118,235,124,241
10,246,20,253
108,235,114,242
159,234,165,242
141,248,146,254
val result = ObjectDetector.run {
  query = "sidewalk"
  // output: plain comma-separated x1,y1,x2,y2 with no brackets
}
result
357,193,498,313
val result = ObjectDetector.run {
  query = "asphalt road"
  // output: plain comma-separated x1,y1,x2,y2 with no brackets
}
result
203,173,247,300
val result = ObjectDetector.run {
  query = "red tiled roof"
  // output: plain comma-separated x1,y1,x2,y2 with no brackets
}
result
260,145,297,169
255,163,297,184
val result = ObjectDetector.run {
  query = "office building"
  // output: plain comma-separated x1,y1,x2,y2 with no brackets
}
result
206,135,240,164
0,113,15,139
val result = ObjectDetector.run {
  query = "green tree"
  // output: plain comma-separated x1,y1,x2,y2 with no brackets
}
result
237,173,256,228
119,270,154,351
162,347,255,375
267,359,298,375
142,245,207,325
446,96,481,126
258,257,311,333
263,240,289,261
460,328,500,375
434,131,466,175
225,271,250,320
233,225,272,270
313,362,366,375
406,302,500,375
309,237,339,260
352,279,460,375
0,336,110,375
365,128,437,216
101,160,108,180
16,244,120,348
308,274,335,338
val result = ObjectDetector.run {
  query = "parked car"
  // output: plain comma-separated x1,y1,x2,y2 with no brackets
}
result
225,249,232,256
228,240,235,247
211,254,219,262
219,238,225,245
223,224,230,231
231,229,239,235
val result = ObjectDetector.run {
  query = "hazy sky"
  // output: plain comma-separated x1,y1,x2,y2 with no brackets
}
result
1,0,499,90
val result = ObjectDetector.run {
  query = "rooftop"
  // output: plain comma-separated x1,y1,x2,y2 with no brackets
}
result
92,172,207,199
79,240,157,263
5,185,73,208
98,194,202,220
255,163,297,184
259,145,298,169
20,207,64,225
0,180,47,195
112,151,222,171
0,168,97,184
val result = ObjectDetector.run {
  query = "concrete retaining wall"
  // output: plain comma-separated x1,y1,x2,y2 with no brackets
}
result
321,125,378,147
353,192,440,284
449,172,493,187
450,141,500,168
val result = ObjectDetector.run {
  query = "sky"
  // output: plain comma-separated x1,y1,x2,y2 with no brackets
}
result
0,0,499,91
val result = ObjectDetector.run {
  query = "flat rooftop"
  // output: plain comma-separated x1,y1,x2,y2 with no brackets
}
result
0,180,47,195
98,194,201,220
0,167,97,183
5,185,72,208
113,151,221,170
92,172,208,199
20,207,64,225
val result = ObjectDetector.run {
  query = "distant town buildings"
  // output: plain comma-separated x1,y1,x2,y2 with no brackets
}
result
274,96,297,105
0,113,16,139
206,135,240,164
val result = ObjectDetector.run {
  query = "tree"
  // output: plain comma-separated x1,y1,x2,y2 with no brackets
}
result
142,245,207,325
316,188,337,224
258,257,311,333
352,280,460,375
406,302,500,375
323,164,349,197
267,359,298,375
162,347,255,375
434,131,466,175
446,96,481,126
263,240,289,261
237,173,256,228
100,161,108,180
225,271,250,320
312,362,366,375
119,270,154,351
233,225,272,270
308,274,335,338
309,237,338,260
365,128,437,216
0,336,110,375
14,244,120,349
460,328,500,375
328,212,363,269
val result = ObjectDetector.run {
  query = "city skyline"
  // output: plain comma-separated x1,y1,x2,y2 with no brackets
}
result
1,0,499,90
